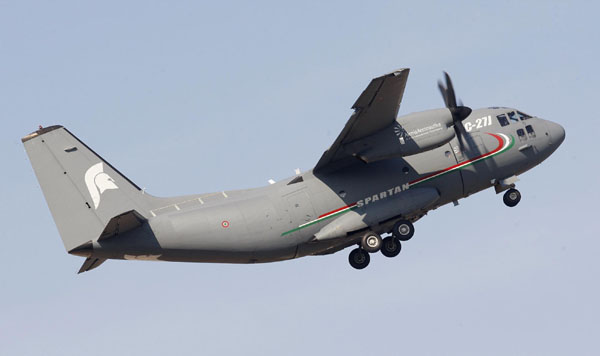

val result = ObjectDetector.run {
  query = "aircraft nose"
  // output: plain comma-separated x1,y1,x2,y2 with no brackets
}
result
546,120,566,146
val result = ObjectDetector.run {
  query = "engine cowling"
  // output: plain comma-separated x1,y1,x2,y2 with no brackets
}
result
345,108,456,163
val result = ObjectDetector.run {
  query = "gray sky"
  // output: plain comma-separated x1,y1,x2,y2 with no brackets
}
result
1,1,598,355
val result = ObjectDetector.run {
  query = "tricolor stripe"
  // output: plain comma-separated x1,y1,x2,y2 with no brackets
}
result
281,203,357,236
280,133,514,236
409,133,514,187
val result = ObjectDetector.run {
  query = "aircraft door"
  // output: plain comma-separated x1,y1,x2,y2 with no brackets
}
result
283,189,317,239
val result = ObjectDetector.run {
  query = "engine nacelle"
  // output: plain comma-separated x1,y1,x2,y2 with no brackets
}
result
345,108,456,163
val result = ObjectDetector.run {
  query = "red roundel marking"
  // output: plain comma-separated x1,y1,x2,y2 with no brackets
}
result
221,220,230,228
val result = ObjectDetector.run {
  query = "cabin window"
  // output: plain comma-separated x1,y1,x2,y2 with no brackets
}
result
518,111,532,120
497,114,509,127
526,125,536,138
402,167,410,174
517,128,527,142
508,111,519,123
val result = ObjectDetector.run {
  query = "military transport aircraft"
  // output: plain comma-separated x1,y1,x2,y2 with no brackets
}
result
23,68,565,273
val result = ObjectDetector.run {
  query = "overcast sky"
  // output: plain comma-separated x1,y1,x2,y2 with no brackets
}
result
1,1,598,355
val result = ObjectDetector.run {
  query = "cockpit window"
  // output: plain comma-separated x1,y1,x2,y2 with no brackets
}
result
517,128,527,142
508,111,519,123
526,124,536,138
517,111,532,120
497,114,509,127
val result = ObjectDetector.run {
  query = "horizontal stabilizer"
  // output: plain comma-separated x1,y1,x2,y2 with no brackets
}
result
70,210,146,274
78,257,106,274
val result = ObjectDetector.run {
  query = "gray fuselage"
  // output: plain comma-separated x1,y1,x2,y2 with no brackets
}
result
89,107,565,264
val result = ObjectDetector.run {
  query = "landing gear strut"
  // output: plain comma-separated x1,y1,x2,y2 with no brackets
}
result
503,188,521,207
348,248,370,270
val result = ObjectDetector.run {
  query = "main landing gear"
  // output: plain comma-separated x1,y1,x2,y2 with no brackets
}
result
348,220,415,270
503,188,521,207
381,236,402,258
349,248,370,270
361,232,382,253
391,219,414,241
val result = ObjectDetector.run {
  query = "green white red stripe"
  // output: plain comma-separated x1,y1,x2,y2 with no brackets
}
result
281,203,358,236
281,132,514,236
409,133,514,187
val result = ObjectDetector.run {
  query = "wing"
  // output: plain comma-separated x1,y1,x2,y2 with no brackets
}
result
314,68,410,172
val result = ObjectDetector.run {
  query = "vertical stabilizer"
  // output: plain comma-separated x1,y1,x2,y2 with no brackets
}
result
22,125,152,252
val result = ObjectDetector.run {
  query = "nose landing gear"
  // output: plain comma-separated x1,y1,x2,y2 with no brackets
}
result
503,188,521,207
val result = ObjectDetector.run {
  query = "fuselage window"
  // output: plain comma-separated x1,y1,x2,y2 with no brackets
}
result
518,111,532,120
497,114,509,127
508,112,519,123
517,128,527,142
525,125,536,138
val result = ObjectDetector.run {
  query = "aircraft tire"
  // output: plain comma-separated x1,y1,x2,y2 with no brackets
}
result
393,219,414,241
381,236,402,258
503,188,521,207
349,248,370,269
361,232,382,253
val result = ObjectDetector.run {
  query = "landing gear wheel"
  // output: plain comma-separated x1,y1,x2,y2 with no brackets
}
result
349,248,370,270
361,232,382,253
392,219,414,241
503,188,521,207
381,236,402,258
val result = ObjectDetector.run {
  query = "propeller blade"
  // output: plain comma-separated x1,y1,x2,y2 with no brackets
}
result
453,119,465,149
438,71,472,122
443,72,457,108
438,81,449,108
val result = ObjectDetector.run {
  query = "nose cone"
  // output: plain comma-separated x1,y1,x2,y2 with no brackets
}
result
546,121,566,146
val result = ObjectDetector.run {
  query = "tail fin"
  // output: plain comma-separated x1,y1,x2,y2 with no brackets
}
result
22,125,153,253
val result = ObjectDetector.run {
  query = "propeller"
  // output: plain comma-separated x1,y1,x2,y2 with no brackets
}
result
438,72,472,146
